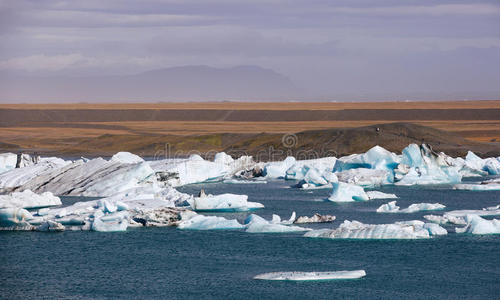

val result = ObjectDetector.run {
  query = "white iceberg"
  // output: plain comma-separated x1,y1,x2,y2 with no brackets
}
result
0,153,17,174
376,201,445,213
366,191,398,200
294,213,336,224
456,215,500,235
36,220,65,232
423,214,466,225
0,190,61,209
453,183,500,191
245,214,310,233
285,157,337,181
0,207,33,227
189,193,263,212
336,168,392,187
110,152,144,164
333,146,400,173
304,220,446,239
150,153,255,186
263,156,296,179
394,144,462,186
328,180,369,202
91,211,129,232
177,214,245,230
254,270,366,281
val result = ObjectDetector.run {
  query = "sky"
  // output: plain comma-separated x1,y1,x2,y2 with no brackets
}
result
1,0,500,101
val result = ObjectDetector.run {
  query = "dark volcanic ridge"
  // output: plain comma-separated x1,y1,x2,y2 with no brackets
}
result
6,123,499,160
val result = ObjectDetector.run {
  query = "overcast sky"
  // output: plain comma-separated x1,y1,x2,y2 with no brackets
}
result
1,0,499,101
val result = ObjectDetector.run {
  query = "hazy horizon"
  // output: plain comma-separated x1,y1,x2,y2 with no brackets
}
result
1,0,500,102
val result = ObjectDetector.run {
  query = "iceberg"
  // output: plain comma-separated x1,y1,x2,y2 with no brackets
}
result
423,214,466,225
304,220,446,239
0,207,33,227
285,157,337,181
245,214,310,233
110,152,144,164
254,270,366,281
456,215,500,235
376,201,445,213
336,168,392,187
328,180,369,202
189,193,263,212
0,153,17,174
366,191,398,200
91,211,129,232
294,213,336,224
394,144,462,185
0,190,61,209
333,145,400,173
454,183,500,191
177,214,245,230
263,156,296,179
150,153,255,186
36,220,65,232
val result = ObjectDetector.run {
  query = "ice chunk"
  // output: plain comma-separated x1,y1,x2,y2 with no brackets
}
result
366,191,398,200
376,201,445,213
222,179,267,184
150,153,255,186
0,207,33,227
285,157,337,181
328,182,369,202
334,146,400,172
177,214,244,230
254,270,366,281
294,213,336,224
454,183,500,191
36,220,65,232
423,214,466,225
304,220,444,239
245,214,310,233
0,153,17,174
110,152,144,164
263,156,296,178
456,215,500,235
445,206,500,218
336,168,392,187
0,190,61,209
91,211,129,232
395,144,462,185
190,193,263,212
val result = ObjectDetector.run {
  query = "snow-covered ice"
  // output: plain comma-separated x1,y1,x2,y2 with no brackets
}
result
254,270,366,281
366,191,398,200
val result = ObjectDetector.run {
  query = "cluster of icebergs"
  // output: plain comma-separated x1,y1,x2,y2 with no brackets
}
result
0,143,498,236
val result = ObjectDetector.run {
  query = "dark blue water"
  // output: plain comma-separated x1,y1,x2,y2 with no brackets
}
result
1,181,499,299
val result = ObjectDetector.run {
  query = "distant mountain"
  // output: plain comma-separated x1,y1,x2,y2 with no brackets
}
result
0,65,301,102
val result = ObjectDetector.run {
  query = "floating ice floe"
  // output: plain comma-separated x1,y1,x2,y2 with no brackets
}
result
455,215,500,235
445,205,500,218
245,214,310,233
294,213,336,224
0,190,61,209
376,201,445,213
254,270,366,281
366,191,398,200
222,179,267,184
423,214,466,225
189,193,263,212
336,168,392,187
263,157,297,179
454,178,500,191
304,220,446,239
0,207,33,228
328,178,369,203
177,214,245,230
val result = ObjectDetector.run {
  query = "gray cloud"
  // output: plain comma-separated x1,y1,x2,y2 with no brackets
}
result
0,0,499,100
